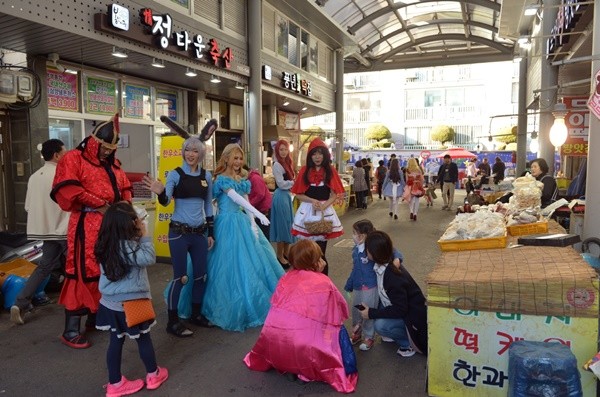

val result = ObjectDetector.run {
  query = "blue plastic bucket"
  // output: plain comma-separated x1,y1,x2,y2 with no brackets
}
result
582,253,600,269
1,274,49,309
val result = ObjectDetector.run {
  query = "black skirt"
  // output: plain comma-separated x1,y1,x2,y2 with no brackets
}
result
96,303,157,339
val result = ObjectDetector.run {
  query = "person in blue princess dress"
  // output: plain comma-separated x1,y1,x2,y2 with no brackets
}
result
202,143,285,332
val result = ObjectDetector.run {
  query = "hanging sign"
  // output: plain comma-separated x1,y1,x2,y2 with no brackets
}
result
561,96,589,156
47,68,79,112
124,83,151,119
156,90,178,121
86,77,117,115
587,68,600,121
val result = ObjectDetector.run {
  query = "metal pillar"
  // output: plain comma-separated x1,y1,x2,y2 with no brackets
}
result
539,0,560,174
247,0,262,170
583,3,600,240
335,49,344,172
516,57,528,177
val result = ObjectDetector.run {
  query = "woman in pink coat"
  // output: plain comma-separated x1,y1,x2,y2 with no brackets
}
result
244,240,358,393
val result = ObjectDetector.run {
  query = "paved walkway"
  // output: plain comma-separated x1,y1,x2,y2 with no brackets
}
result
0,190,465,396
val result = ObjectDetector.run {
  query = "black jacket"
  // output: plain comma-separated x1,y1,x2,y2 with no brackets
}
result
438,162,458,184
368,264,428,353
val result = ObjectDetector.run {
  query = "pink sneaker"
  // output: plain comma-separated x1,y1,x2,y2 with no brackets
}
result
146,366,169,390
104,376,144,397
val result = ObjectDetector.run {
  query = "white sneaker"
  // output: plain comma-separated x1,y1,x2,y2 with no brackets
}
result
10,306,24,325
381,336,394,342
397,346,415,357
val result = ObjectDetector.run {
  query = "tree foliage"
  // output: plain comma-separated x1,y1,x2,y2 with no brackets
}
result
365,124,392,141
430,125,455,145
493,125,517,144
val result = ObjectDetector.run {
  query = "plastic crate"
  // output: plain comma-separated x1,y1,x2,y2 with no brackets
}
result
438,234,507,251
507,221,549,236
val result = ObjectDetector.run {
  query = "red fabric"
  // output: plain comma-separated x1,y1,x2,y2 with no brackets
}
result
291,167,345,195
52,137,132,312
291,228,345,240
274,140,295,180
247,169,272,213
244,270,357,393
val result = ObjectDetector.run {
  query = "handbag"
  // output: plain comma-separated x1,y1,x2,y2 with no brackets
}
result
122,298,156,327
304,210,333,235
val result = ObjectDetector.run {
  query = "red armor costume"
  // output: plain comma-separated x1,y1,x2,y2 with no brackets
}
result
51,114,132,348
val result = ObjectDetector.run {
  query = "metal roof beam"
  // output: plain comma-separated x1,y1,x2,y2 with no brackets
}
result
375,33,513,65
361,20,499,56
347,0,502,35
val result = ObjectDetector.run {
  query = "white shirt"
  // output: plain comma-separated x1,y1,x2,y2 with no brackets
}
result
25,162,69,240
374,263,392,307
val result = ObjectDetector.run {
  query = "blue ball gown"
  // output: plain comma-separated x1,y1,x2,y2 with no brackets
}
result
202,175,284,331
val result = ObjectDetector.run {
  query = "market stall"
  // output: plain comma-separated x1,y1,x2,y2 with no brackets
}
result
427,220,599,396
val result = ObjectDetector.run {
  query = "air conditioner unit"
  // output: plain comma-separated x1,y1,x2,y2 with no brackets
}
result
0,69,34,103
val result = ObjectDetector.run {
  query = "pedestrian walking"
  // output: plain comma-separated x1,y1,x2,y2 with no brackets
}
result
10,139,69,325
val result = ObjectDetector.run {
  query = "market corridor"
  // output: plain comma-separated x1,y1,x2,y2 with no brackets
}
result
0,190,465,397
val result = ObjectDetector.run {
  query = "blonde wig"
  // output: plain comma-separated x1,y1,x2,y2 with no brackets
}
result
214,143,248,180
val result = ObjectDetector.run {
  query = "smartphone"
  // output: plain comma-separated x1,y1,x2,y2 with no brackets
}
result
354,304,366,310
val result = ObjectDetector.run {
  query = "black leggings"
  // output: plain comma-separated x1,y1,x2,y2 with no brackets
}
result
316,240,329,275
107,332,157,384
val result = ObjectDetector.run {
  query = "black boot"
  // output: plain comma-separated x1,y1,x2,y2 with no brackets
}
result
61,311,90,349
189,304,214,328
166,309,193,337
85,312,96,331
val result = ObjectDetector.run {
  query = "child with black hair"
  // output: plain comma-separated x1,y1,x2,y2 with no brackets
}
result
345,220,403,351
356,230,428,358
94,202,168,396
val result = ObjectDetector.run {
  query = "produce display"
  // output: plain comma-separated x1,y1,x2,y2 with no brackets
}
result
439,211,506,241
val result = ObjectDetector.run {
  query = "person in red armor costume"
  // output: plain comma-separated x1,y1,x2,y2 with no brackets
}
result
51,114,132,349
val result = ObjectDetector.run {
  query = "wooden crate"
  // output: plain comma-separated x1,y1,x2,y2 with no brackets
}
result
507,221,549,236
438,234,507,251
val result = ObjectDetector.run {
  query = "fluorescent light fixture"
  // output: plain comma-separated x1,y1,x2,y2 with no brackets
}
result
151,58,165,68
235,82,245,90
185,68,197,77
282,98,290,106
524,4,539,16
210,74,221,83
301,104,308,111
111,46,128,58
64,69,78,75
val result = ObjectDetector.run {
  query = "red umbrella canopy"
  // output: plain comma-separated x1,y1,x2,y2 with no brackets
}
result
436,147,478,159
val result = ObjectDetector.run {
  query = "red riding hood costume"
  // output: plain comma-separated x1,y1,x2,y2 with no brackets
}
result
51,114,132,348
291,138,345,240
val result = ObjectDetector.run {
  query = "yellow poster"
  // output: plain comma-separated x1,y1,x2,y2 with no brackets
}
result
153,135,185,259
428,306,598,397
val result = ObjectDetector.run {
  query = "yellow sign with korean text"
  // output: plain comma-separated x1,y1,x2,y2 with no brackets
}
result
153,135,184,259
428,306,598,396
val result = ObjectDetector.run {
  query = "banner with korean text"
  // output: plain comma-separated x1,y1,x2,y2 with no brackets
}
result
86,77,117,115
428,306,597,396
47,68,79,112
561,96,589,156
153,134,184,259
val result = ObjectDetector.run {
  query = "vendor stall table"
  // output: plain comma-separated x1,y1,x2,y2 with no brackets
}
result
427,221,599,396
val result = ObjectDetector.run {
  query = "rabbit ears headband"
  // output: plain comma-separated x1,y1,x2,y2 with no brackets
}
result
159,115,218,142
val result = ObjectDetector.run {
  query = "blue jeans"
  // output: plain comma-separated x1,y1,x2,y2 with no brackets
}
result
166,232,208,310
374,317,410,349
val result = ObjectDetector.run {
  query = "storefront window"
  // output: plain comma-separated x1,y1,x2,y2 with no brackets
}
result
309,37,318,75
301,31,309,71
288,22,298,66
48,118,83,150
277,14,288,58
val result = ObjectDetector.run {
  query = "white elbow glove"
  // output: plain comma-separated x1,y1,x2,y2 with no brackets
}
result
226,189,270,226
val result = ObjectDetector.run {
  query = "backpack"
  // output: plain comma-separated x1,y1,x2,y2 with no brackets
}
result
376,166,387,182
